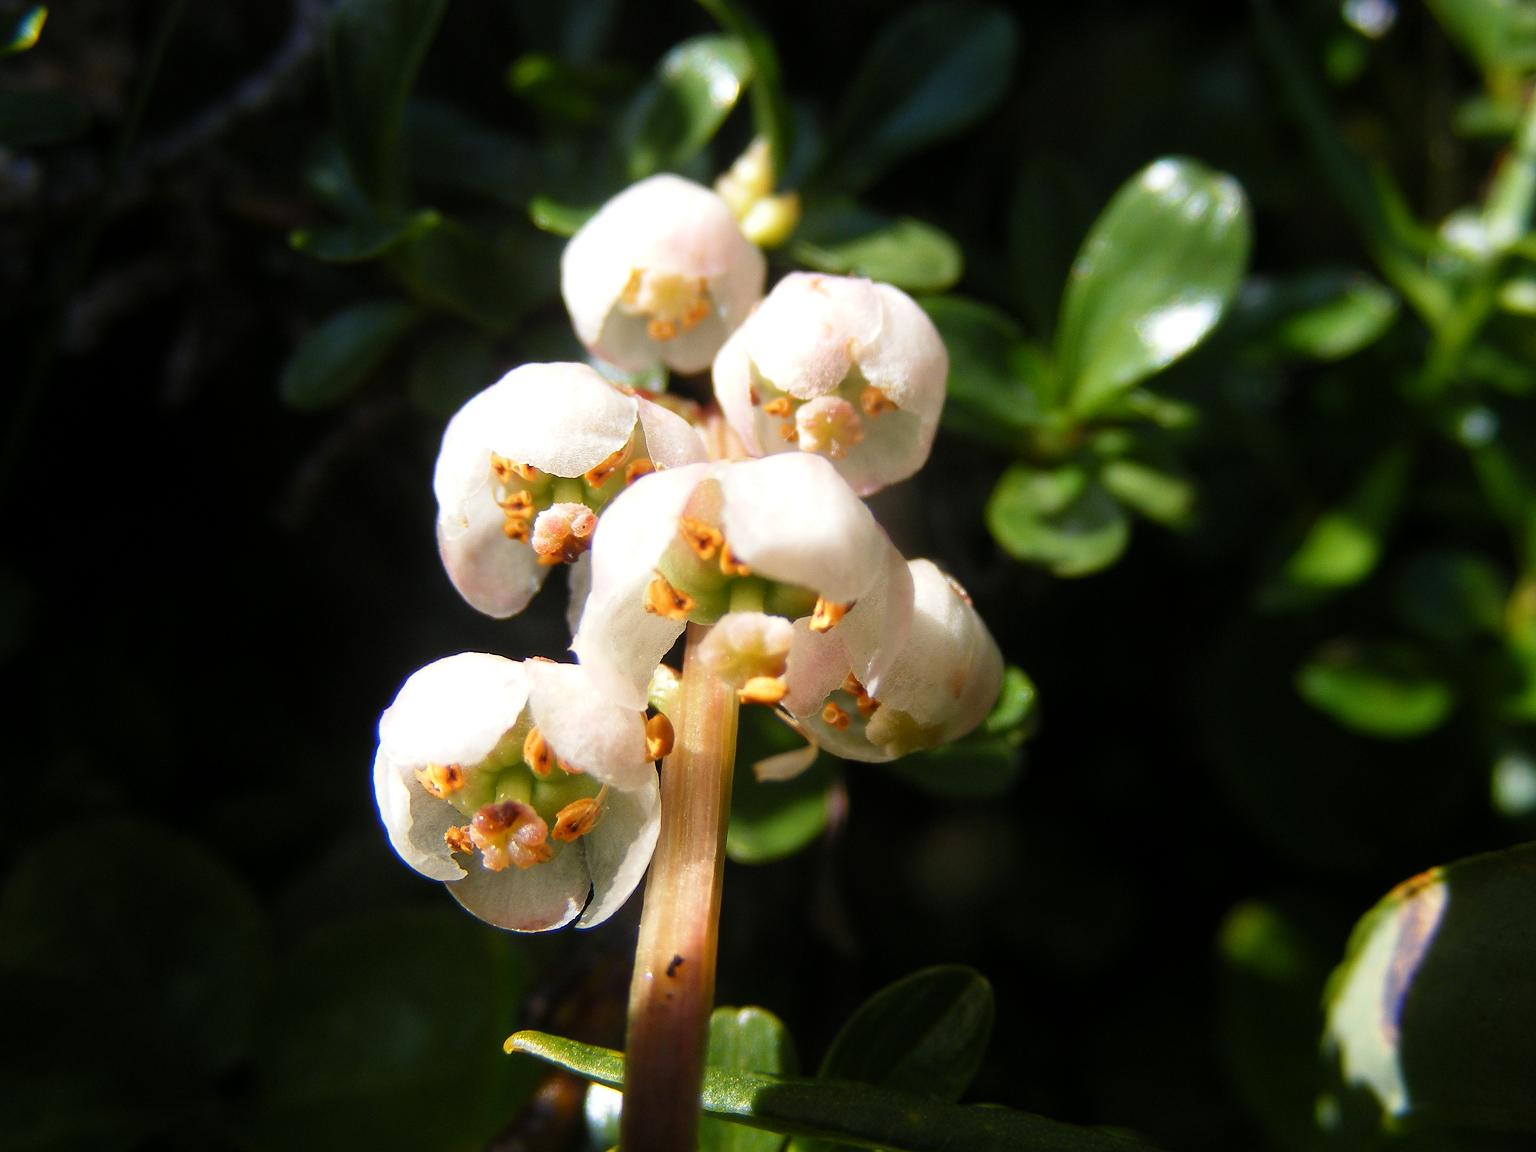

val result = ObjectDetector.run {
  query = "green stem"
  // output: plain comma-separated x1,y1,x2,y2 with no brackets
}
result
620,621,740,1152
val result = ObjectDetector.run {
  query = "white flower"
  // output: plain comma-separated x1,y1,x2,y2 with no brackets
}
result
561,175,767,374
786,560,1003,763
372,653,666,932
713,272,948,495
434,361,706,618
571,453,914,711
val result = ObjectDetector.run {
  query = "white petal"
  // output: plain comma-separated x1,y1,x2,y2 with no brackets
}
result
565,551,592,637
572,463,708,708
859,284,948,419
717,454,886,602
710,326,765,455
372,749,466,881
743,273,880,398
484,362,639,477
836,540,914,697
525,660,654,790
437,496,548,618
577,776,661,928
448,842,590,932
378,652,530,771
783,618,852,716
754,739,819,782
635,395,708,467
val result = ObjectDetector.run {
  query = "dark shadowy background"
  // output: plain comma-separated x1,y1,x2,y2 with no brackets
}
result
2,2,1529,1150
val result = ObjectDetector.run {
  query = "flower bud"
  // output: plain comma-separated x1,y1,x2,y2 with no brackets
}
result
561,175,766,374
713,272,948,494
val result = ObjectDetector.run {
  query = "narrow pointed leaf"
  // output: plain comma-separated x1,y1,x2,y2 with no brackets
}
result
1056,157,1250,416
289,210,441,263
507,1031,1162,1151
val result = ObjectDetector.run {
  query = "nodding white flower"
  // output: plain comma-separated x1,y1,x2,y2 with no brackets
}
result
434,361,706,618
373,653,671,932
713,272,948,495
571,452,914,712
561,175,767,374
786,559,1002,763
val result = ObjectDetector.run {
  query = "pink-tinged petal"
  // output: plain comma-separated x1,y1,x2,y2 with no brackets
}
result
485,362,639,477
572,463,709,708
448,841,590,932
743,273,880,398
378,652,530,771
753,733,819,782
372,749,465,881
576,777,661,928
565,552,592,637
717,454,886,603
858,284,948,419
710,326,765,455
525,660,653,790
437,495,548,618
783,618,852,716
635,395,708,467
433,390,498,533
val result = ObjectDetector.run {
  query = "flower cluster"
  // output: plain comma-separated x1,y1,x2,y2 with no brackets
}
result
374,167,1002,932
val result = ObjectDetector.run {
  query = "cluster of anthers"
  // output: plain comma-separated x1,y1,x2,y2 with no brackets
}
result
374,160,1002,932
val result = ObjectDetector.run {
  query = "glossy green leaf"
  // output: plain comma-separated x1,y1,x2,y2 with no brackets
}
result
819,966,994,1101
252,908,531,1152
279,301,419,410
1394,549,1509,648
0,90,87,148
729,707,836,864
1057,157,1251,416
621,35,753,179
0,819,265,1147
1427,0,1536,75
1296,639,1456,739
825,2,1019,191
987,465,1130,577
791,203,962,292
508,1030,1160,1151
1235,270,1399,362
886,666,1035,798
289,209,441,263
1321,843,1536,1142
404,99,542,210
1264,444,1412,608
392,220,556,331
326,0,448,210
529,195,597,237
407,326,499,417
696,0,793,179
921,295,1047,446
2,6,46,55
701,1008,798,1152
1099,457,1195,530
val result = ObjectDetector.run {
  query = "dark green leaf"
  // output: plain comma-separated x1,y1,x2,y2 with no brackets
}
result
326,0,448,210
621,35,754,179
791,202,961,292
506,52,629,125
2,7,47,56
392,219,557,331
825,2,1019,191
1321,843,1536,1141
0,819,265,1146
1056,157,1251,416
1263,444,1412,608
279,301,419,409
729,708,836,864
1235,270,1399,362
289,209,441,263
921,295,1047,446
1010,155,1095,336
696,0,793,181
508,1030,1161,1151
819,966,994,1101
702,1008,798,1152
407,326,499,417
529,195,597,237
404,99,542,210
251,908,531,1152
987,465,1130,577
0,90,87,148
1296,639,1456,739
1394,549,1509,647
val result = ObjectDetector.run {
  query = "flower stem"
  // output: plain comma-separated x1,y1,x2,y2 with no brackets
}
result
620,621,740,1151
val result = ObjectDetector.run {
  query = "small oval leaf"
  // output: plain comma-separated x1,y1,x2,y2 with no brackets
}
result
279,301,419,410
987,465,1130,577
1295,639,1456,739
791,203,962,292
